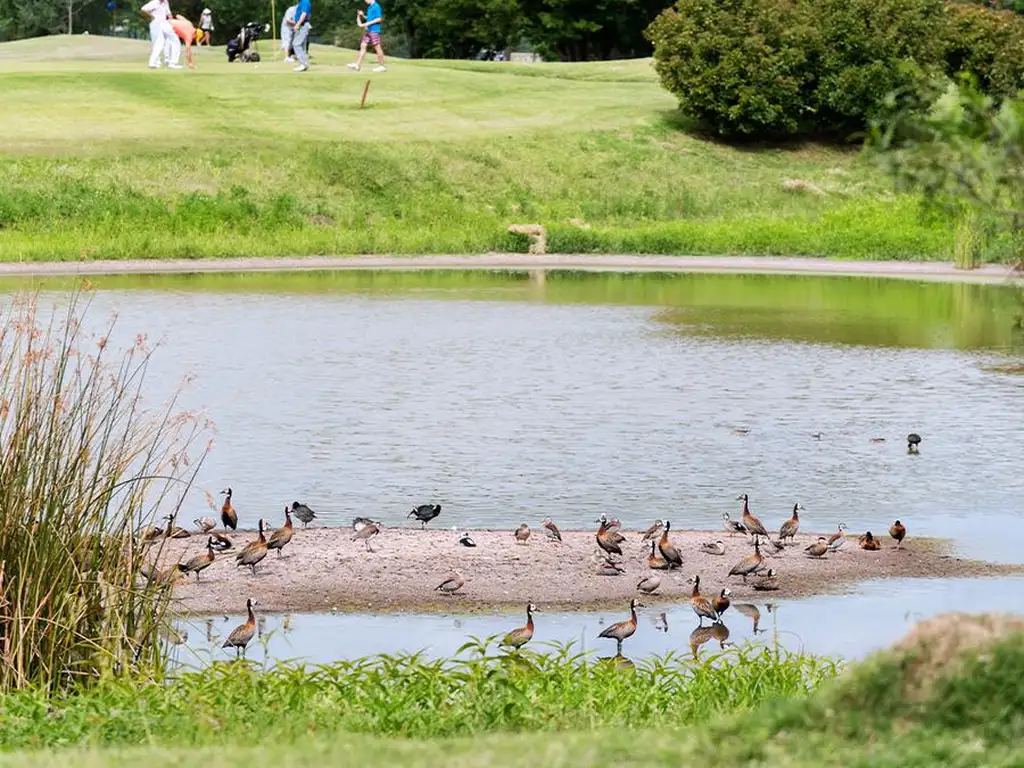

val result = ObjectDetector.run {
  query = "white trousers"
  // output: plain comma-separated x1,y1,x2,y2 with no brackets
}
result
162,22,182,65
148,19,164,66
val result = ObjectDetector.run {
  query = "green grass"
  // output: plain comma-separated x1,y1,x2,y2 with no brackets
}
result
0,36,968,263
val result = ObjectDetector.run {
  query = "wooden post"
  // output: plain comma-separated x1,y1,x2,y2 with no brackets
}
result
360,79,371,108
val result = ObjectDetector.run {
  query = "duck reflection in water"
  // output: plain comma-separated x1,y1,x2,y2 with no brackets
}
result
598,653,635,671
732,603,766,635
689,622,731,660
652,612,669,633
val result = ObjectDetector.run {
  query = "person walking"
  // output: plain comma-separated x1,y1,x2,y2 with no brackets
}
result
141,0,178,68
199,8,213,46
291,0,311,72
347,0,386,72
280,4,297,62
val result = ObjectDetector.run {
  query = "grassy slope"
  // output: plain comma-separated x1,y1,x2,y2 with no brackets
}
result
0,37,958,262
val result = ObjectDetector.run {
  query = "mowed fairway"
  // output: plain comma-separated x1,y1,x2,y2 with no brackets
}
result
0,36,954,261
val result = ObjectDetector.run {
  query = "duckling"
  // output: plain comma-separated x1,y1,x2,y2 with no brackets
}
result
636,574,662,594
408,503,442,529
907,433,922,454
290,501,317,529
657,521,683,569
699,539,726,556
597,598,642,656
514,523,531,544
804,537,829,558
712,588,731,621
860,531,881,551
737,494,769,541
210,532,234,551
178,537,215,581
435,570,465,596
827,522,847,552
193,516,216,534
458,531,477,548
500,603,538,650
596,520,623,559
352,520,381,552
889,520,907,549
220,488,238,531
722,512,747,537
646,540,669,570
267,507,294,557
541,518,562,542
751,568,779,591
234,519,268,575
689,575,718,626
728,538,764,583
222,598,257,658
352,516,376,533
641,519,665,541
779,503,802,545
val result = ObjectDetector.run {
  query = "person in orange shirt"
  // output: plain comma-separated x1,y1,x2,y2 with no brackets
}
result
165,14,197,69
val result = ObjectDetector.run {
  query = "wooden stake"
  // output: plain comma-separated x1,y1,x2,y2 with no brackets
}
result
360,79,371,109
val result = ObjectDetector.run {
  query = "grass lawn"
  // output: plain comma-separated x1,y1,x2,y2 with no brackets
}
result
0,36,960,262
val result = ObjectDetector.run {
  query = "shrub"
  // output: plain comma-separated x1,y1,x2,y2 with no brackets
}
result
943,1,1024,97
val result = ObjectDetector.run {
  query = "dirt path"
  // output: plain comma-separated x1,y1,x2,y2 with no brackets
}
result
153,526,1022,615
1,254,1018,284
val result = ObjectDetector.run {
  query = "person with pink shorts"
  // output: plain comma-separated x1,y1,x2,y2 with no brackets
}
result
346,0,386,72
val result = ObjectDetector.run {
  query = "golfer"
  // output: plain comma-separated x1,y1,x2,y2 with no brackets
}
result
280,4,297,62
166,14,197,69
346,0,386,72
141,0,179,68
291,0,311,72
199,8,213,45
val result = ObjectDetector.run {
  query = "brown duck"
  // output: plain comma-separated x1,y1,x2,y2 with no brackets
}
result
689,575,718,626
220,487,238,531
751,568,779,591
222,598,257,657
641,519,665,541
860,531,881,551
541,518,562,542
804,537,829,558
179,537,215,581
646,541,669,570
267,507,294,557
712,588,731,621
657,521,683,569
596,520,623,558
500,603,537,650
435,571,465,595
235,519,268,575
352,520,381,552
598,598,643,655
728,538,764,583
737,494,769,540
889,520,907,549
779,503,802,544
514,523,531,544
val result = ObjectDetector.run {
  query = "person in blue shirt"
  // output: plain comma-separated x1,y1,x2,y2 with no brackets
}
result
346,0,386,72
290,0,312,71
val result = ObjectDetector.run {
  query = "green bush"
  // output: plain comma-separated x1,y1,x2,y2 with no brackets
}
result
944,2,1024,97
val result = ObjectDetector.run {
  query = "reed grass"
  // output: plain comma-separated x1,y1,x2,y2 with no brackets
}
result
0,292,207,692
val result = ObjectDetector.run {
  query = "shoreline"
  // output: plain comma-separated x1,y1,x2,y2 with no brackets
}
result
0,254,1020,284
153,526,1024,616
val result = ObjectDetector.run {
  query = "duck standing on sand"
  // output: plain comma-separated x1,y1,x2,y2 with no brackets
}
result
737,494,769,542
409,503,442,529
178,537,215,581
235,519,268,575
541,518,562,542
514,523,531,544
828,523,847,552
220,488,238,531
779,503,802,545
266,507,294,557
352,520,382,552
728,538,764,583
291,501,317,529
641,519,665,541
657,521,683,569
597,519,623,559
889,520,907,549
722,512,747,537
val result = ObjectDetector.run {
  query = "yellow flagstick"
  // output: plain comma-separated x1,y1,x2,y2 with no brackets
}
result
360,79,371,108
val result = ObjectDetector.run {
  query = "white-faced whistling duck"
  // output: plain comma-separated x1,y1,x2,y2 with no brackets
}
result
179,537,215,581
689,575,718,626
408,503,442,529
435,570,465,595
658,521,683,569
647,540,669,570
514,523,531,544
352,516,375,533
597,521,623,558
722,512,747,537
907,433,922,454
291,501,317,529
889,520,907,549
712,588,731,620
700,539,726,556
352,520,381,552
595,515,625,543
828,522,847,552
222,598,257,657
751,568,779,591
235,519,268,575
210,532,233,551
636,574,661,594
267,507,295,557
779,503,802,544
737,494,769,541
804,537,829,558
194,516,216,534
139,522,165,542
500,602,537,650
458,531,476,547
728,538,764,583
860,531,881,551
641,519,665,542
163,514,191,539
598,598,642,655
220,488,238,531
541,518,562,542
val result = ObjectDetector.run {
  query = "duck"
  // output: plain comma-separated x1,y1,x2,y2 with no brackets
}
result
596,556,625,576
596,520,623,559
737,494,769,541
290,501,317,529
595,515,625,543
220,488,238,531
514,523,531,544
352,520,381,552
178,537,215,581
733,602,765,633
722,512,747,537
907,433,922,454
689,575,718,626
210,532,233,551
751,568,779,591
541,518,562,542
193,516,216,534
763,537,786,555
458,531,477,548
222,598,257,657
728,538,764,583
712,588,731,621
779,503,802,544
500,603,537,650
163,514,191,539
435,570,465,595
636,574,662,594
827,522,847,552
641,519,665,541
804,537,829,558
699,539,726,556
597,598,642,655
889,520,907,549
870,437,887,443
657,521,683,569
235,519,268,575
860,531,881,551
266,507,294,557
646,540,669,570
408,503,442,529
138,522,164,542
595,514,622,533
352,516,376,533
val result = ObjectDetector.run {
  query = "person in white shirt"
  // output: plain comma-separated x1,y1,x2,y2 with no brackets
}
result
280,5,297,62
141,0,180,68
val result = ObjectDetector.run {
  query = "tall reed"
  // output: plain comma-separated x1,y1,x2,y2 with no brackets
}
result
0,291,206,692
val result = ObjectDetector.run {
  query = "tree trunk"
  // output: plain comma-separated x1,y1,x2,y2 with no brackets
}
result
67,0,73,34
